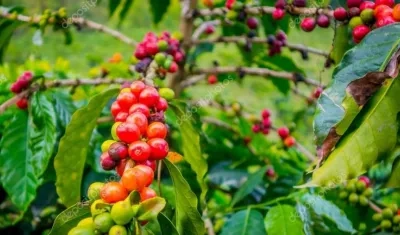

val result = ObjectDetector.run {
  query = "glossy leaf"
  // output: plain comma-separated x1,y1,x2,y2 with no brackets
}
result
264,204,303,235
119,0,134,24
300,194,356,234
158,213,179,235
170,102,208,207
314,24,400,152
109,0,122,17
0,8,23,62
231,166,267,206
54,88,118,207
163,159,205,235
0,111,39,211
221,208,266,235
387,157,400,188
149,0,171,25
136,197,166,221
52,91,76,129
30,92,57,177
49,202,90,235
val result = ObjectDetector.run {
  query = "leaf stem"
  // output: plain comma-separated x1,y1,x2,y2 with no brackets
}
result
157,160,163,197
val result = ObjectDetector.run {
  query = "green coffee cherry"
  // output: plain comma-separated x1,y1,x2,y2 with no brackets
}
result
159,88,175,101
163,59,172,70
381,219,392,230
393,215,400,224
360,9,374,24
390,204,398,214
356,181,366,192
358,222,366,231
362,188,373,197
339,191,348,199
68,226,94,235
346,181,356,193
349,193,359,204
349,17,363,30
372,213,383,222
91,199,106,216
87,182,104,202
359,195,369,206
155,53,166,65
226,10,238,20
157,41,168,51
110,201,134,225
382,208,394,219
94,212,115,233
226,108,236,117
77,217,94,229
109,225,128,235
111,122,121,141
101,140,116,153
231,103,241,113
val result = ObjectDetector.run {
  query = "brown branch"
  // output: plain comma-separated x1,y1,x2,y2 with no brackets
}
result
190,36,329,57
368,201,383,213
0,78,129,115
191,66,322,87
192,5,333,18
0,10,136,47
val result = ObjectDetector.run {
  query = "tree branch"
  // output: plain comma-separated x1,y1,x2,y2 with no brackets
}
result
191,66,322,87
0,78,129,115
190,36,329,57
191,5,333,18
0,10,136,46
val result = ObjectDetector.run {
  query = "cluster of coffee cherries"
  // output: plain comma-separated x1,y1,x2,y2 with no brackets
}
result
272,0,306,20
10,71,34,110
339,176,373,206
277,126,296,148
267,30,287,56
372,204,400,232
252,109,273,135
334,0,400,43
133,32,184,76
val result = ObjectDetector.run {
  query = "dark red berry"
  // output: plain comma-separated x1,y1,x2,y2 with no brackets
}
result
316,14,330,28
352,25,370,41
275,30,287,41
100,152,117,170
266,168,276,177
313,87,323,99
136,160,157,172
272,8,285,20
252,124,261,133
277,127,290,139
246,17,259,29
348,7,361,17
334,7,348,21
108,142,129,161
10,83,22,94
261,109,271,119
275,0,286,9
205,24,215,34
16,98,28,109
347,0,362,8
293,0,306,7
300,17,316,32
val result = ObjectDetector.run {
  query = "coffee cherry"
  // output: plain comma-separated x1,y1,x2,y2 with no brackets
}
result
126,112,148,134
226,0,236,10
108,142,129,161
130,81,146,98
116,122,141,144
87,182,104,202
347,0,362,8
360,9,374,23
360,1,375,10
122,165,154,191
139,87,160,107
346,180,357,192
110,200,134,225
284,136,296,147
293,0,306,7
349,16,363,29
148,111,166,123
359,195,369,206
128,141,151,161
393,215,400,224
159,88,175,101
376,16,396,27
16,98,29,110
111,122,121,140
154,53,166,66
358,176,370,187
111,102,123,118
100,182,128,203
376,0,395,7
155,97,168,112
136,160,157,171
252,124,261,133
116,91,137,110
101,140,116,152
334,7,348,21
173,51,184,63
114,112,128,122
208,75,218,84
383,208,394,219
261,109,271,119
94,212,115,233
348,7,361,17
168,62,178,73
339,191,348,199
275,30,286,42
355,181,366,192
147,122,168,139
109,225,128,235
277,127,290,139
300,17,316,32
362,187,373,197
272,8,285,20
349,193,359,204
129,103,150,117
140,187,157,201
266,168,276,177
374,5,393,18
313,87,323,99
157,40,169,51
393,4,400,21
115,158,127,177
358,223,366,231
381,220,392,230
262,118,271,128
203,0,214,8
145,42,159,56
205,24,215,34
246,17,259,29
101,152,117,170
275,0,286,9
148,138,169,160
372,213,383,222
316,14,330,28
10,83,22,94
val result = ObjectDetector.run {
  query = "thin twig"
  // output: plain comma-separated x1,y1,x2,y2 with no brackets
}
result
157,160,163,197
368,201,383,213
0,78,129,115
192,20,221,39
0,10,136,46
191,5,333,18
190,36,329,57
191,66,321,87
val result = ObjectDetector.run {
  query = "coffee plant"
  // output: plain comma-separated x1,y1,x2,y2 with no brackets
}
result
0,0,400,234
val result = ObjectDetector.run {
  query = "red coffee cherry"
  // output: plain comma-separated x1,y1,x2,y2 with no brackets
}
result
108,142,129,161
352,25,370,41
130,81,146,97
283,136,296,147
246,17,259,29
334,7,348,21
277,127,290,139
128,141,151,161
16,98,28,110
272,8,285,20
208,75,218,84
126,112,148,135
129,103,151,117
140,187,157,202
316,14,330,28
116,91,137,110
148,138,169,160
300,17,316,32
114,112,129,122
139,87,160,107
116,122,141,144
360,1,375,10
147,122,168,139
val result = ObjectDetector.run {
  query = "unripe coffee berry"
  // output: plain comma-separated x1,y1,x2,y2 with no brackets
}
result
360,9,374,23
349,193,359,204
382,208,394,219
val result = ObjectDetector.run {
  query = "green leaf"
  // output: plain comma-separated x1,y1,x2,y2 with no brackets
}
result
119,0,134,25
163,159,205,235
170,102,208,207
300,194,356,234
310,26,400,187
314,24,400,152
54,88,118,207
221,208,266,235
264,204,303,235
49,203,90,235
136,197,166,221
0,9,23,62
30,92,57,177
329,24,351,64
187,43,214,64
149,0,171,25
387,157,400,188
109,0,122,17
231,166,267,206
158,213,179,235
52,91,76,129
0,111,39,211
